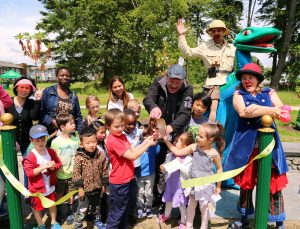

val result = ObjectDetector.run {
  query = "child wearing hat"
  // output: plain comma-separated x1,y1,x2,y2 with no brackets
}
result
23,124,62,229
224,63,288,229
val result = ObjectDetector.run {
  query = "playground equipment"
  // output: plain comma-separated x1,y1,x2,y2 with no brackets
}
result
0,113,23,229
255,115,275,229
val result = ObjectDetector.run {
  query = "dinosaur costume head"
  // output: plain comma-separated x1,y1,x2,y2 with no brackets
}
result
234,27,282,53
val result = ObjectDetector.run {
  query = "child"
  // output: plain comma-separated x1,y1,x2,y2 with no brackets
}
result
127,99,142,128
158,132,194,228
187,93,211,141
124,109,144,176
136,120,161,219
50,114,79,224
123,109,145,223
91,120,110,223
91,120,108,156
82,95,101,130
23,124,62,229
164,122,224,229
104,108,157,228
72,127,107,229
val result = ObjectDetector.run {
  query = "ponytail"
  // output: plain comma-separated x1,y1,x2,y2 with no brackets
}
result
202,122,225,155
214,123,225,155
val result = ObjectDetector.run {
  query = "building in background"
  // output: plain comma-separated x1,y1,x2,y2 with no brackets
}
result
0,60,56,81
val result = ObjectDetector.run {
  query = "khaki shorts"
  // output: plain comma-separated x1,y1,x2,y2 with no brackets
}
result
55,178,76,195
203,85,220,100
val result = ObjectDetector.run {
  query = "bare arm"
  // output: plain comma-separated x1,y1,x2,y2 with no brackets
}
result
270,90,283,107
209,100,218,122
163,138,196,156
122,136,156,160
213,156,223,193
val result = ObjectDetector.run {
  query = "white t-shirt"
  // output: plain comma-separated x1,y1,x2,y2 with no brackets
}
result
107,93,134,111
32,148,55,196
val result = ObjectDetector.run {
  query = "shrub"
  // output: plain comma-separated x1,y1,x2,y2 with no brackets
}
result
125,74,154,94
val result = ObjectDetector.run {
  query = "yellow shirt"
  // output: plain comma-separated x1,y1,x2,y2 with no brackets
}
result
178,35,236,86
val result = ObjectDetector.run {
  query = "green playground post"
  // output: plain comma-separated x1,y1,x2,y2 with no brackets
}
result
255,115,275,229
1,113,23,229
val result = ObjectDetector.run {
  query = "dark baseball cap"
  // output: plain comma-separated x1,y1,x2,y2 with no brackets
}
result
29,124,49,139
167,64,186,80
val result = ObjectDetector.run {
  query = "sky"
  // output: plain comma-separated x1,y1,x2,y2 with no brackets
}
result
0,0,47,65
0,0,273,67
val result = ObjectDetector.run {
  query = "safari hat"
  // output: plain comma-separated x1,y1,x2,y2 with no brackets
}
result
236,63,264,82
206,20,230,36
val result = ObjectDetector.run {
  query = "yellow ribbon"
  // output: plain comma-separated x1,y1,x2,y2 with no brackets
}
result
0,135,78,208
181,138,275,188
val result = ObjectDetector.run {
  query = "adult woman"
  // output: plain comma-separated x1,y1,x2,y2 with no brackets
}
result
40,66,82,134
224,63,288,229
7,76,43,155
106,76,133,111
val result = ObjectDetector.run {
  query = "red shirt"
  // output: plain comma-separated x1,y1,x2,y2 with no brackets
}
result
106,133,134,184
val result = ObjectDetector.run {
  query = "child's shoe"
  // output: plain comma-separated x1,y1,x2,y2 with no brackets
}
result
33,225,46,229
157,213,171,223
145,207,153,218
227,220,249,228
137,208,145,219
275,221,284,229
50,223,62,229
95,220,106,229
66,213,75,225
178,223,186,229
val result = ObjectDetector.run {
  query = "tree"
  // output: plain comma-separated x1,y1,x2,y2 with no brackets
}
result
208,0,243,39
14,31,52,83
37,0,192,83
257,0,299,89
36,0,244,85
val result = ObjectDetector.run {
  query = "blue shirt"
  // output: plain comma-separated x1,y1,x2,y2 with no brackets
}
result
124,127,143,167
140,144,160,177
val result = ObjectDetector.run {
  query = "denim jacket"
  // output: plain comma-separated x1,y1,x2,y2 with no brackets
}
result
40,84,83,133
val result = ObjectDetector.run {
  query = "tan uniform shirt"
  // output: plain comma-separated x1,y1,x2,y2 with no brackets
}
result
178,35,236,86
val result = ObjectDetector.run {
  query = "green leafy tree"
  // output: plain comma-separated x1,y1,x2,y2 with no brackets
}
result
256,0,299,89
36,0,244,86
208,0,243,39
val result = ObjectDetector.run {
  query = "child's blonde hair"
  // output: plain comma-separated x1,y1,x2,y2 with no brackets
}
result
201,122,225,155
127,99,141,110
85,95,100,125
86,95,100,110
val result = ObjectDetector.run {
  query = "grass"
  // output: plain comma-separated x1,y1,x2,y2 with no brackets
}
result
277,91,300,106
4,82,300,142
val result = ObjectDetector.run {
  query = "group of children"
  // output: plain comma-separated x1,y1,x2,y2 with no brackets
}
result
22,91,227,229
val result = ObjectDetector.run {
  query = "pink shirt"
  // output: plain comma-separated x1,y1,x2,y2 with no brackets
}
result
106,133,134,184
